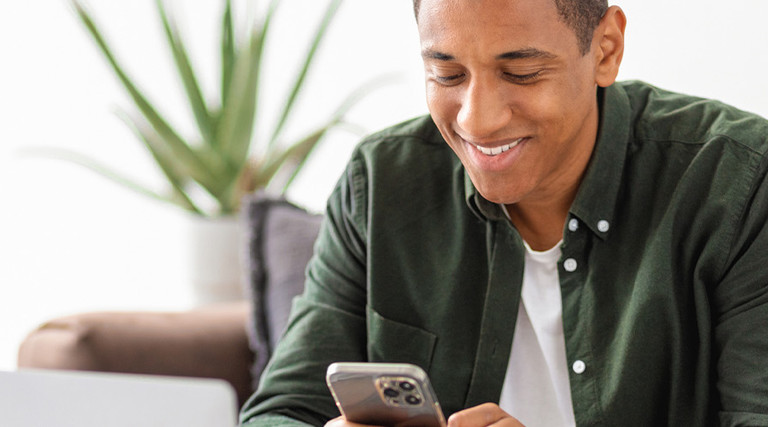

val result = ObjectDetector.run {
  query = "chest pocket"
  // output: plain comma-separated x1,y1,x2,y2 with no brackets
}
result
366,306,437,372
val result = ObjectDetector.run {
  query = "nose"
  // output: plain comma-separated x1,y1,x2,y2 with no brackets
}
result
456,77,512,139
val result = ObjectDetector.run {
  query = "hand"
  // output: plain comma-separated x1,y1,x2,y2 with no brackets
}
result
324,415,382,427
447,403,525,427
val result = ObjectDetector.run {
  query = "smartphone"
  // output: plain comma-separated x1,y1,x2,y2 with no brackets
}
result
326,362,446,427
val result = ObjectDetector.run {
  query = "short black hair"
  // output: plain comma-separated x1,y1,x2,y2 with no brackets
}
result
413,0,609,55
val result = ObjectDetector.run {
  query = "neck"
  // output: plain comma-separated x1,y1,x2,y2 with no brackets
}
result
506,104,599,250
505,197,571,251
504,157,588,250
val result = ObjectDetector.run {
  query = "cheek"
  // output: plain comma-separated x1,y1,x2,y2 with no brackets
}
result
425,84,460,121
424,85,440,114
554,83,596,134
517,84,581,136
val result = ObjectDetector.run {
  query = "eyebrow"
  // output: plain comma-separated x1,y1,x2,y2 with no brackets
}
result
496,48,557,61
422,49,455,61
421,47,557,61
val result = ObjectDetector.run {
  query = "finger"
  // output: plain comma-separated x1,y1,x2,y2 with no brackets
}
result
447,403,524,427
324,415,384,427
324,416,345,427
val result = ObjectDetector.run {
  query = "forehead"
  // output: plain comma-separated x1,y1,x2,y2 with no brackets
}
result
417,0,578,57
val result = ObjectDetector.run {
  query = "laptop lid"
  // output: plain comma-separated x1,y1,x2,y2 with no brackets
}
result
0,369,238,427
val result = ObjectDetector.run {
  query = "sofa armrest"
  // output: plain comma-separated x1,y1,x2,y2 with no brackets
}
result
17,301,254,406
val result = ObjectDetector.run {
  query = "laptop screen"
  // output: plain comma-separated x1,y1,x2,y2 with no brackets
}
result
0,369,238,427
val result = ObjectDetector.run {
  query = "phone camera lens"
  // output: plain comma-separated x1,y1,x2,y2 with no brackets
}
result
383,388,400,398
405,395,422,405
399,381,415,391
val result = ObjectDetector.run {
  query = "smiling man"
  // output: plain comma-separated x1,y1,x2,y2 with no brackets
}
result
418,0,622,252
241,0,768,426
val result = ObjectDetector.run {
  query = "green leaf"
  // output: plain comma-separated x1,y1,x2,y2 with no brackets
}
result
156,0,214,145
256,124,332,192
116,111,204,214
277,127,331,192
267,0,343,151
18,146,199,213
272,74,398,192
71,0,222,195
220,0,236,108
330,73,402,121
216,0,280,172
62,0,381,217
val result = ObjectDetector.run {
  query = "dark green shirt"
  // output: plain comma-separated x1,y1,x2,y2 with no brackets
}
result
241,81,768,426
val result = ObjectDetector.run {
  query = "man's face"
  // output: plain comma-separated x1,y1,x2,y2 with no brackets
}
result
418,0,604,207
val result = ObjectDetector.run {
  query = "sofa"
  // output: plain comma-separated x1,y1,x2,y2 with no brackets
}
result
17,194,323,408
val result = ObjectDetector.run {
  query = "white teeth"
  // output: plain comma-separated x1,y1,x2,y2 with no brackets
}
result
473,138,523,156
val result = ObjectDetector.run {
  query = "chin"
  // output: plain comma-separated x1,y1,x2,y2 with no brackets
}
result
475,186,521,206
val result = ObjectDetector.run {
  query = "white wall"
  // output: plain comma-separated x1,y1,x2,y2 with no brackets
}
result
1,0,767,371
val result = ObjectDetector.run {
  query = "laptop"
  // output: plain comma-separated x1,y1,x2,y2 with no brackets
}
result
0,369,238,427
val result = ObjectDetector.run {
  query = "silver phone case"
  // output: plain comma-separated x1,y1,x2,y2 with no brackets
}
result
326,362,446,427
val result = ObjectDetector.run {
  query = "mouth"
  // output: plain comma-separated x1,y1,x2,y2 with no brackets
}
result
471,137,525,156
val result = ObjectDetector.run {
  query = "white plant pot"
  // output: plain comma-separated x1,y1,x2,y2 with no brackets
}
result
185,215,244,305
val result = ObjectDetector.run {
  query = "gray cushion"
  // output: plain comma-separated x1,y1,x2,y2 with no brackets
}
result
242,192,323,388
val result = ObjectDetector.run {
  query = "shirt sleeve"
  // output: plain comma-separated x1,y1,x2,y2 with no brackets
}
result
239,151,370,426
714,161,768,425
240,414,315,427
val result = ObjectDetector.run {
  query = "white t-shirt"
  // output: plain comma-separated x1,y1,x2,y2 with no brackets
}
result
498,240,576,427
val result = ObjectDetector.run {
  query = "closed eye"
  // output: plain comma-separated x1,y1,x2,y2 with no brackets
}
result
503,71,542,84
435,73,465,85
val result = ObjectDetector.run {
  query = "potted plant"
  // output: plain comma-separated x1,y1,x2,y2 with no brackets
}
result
45,0,372,303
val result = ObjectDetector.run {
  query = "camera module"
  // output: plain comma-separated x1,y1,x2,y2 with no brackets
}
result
405,395,422,405
383,387,400,398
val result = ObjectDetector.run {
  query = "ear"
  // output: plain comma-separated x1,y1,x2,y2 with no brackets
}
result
592,6,626,87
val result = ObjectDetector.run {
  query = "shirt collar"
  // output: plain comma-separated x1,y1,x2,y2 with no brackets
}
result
464,173,507,221
464,84,631,238
570,84,630,239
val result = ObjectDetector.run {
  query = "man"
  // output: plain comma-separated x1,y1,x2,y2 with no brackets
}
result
241,0,768,425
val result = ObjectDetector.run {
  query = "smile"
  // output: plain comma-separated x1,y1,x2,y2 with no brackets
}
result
472,138,525,156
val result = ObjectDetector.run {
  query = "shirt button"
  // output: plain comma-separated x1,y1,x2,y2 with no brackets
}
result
572,360,586,374
597,220,610,233
568,218,579,232
563,258,578,272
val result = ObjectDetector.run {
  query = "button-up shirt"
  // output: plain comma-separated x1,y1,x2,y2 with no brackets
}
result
241,81,768,426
